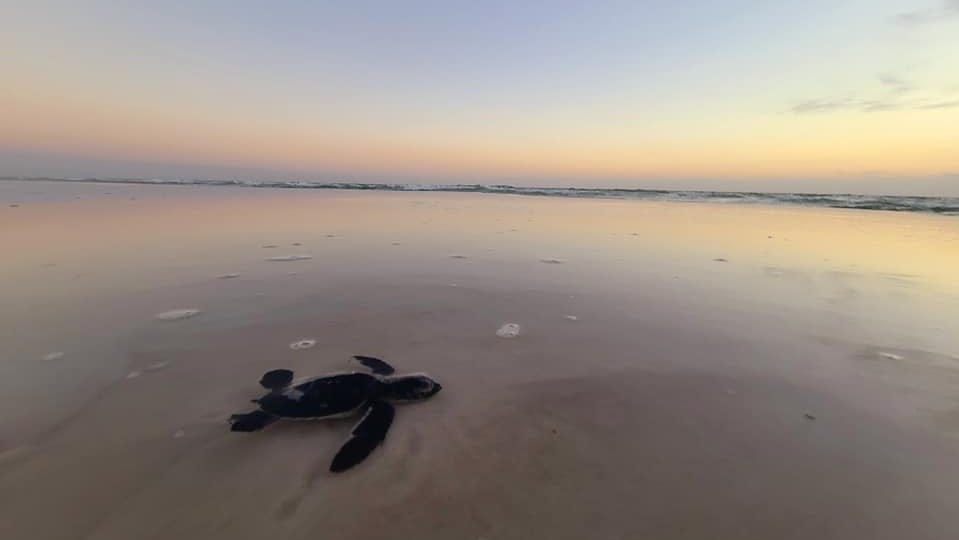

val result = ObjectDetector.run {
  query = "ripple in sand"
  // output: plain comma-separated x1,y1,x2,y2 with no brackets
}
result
262,244,278,249
290,339,316,350
540,258,565,264
496,323,521,338
449,255,469,259
291,242,302,246
267,255,312,262
155,309,201,321
713,258,729,263
216,273,240,279
41,352,65,361
391,242,402,246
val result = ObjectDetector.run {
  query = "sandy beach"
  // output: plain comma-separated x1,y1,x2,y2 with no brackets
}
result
1,180,958,540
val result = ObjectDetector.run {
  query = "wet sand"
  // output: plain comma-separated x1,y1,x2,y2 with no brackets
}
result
1,180,958,539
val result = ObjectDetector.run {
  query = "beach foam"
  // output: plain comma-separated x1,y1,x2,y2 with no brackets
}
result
155,309,201,321
266,255,312,262
496,323,521,338
290,339,316,350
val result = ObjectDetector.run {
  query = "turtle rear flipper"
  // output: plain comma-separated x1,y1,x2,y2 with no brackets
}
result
352,355,395,375
329,400,395,472
230,410,278,432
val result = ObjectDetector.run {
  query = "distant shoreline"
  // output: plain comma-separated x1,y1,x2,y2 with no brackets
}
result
3,176,957,215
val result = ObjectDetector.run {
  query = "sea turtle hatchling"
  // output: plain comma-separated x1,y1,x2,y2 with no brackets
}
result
229,355,442,472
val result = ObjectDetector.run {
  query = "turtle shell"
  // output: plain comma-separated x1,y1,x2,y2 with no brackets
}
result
258,372,381,419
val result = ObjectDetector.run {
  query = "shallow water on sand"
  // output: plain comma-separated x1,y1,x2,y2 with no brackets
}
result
1,181,958,540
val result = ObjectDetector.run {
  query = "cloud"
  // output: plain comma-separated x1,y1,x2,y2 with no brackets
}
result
877,73,914,94
789,98,903,114
915,99,959,109
894,1,959,25
789,72,958,114
789,99,856,114
788,97,959,114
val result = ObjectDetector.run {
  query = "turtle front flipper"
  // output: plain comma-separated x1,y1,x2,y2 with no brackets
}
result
329,400,395,472
352,355,395,375
230,410,278,432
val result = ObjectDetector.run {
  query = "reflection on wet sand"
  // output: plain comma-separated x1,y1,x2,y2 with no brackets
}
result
0,181,958,540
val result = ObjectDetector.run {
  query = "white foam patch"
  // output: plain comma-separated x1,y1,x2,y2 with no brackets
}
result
155,309,201,321
496,323,521,338
216,273,240,279
290,339,317,350
41,352,65,361
173,429,186,439
125,371,142,379
540,258,565,264
564,315,578,321
879,352,904,361
146,361,169,371
267,255,312,262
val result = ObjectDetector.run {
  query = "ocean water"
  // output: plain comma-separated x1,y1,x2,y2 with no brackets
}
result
4,177,959,215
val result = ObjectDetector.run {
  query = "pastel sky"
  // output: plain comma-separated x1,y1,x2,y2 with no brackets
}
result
2,1,958,195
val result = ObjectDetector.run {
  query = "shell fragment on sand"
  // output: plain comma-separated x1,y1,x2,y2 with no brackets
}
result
266,255,312,262
496,323,521,338
41,352,65,361
540,258,565,264
289,339,317,350
155,309,201,321
216,273,240,279
564,315,579,321
878,352,905,361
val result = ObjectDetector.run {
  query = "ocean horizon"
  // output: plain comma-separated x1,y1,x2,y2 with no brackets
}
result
4,176,958,215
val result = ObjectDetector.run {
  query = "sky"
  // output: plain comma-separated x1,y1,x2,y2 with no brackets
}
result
2,1,958,195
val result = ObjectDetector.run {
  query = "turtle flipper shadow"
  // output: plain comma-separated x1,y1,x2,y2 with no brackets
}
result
229,410,278,432
329,400,395,472
352,355,396,375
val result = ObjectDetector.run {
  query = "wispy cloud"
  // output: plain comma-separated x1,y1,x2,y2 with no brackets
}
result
877,73,914,94
789,99,857,114
789,98,903,114
915,99,959,109
789,97,958,114
894,0,959,25
789,71,959,114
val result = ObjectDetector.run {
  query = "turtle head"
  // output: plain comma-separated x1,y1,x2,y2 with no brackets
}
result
259,369,294,391
384,374,442,401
